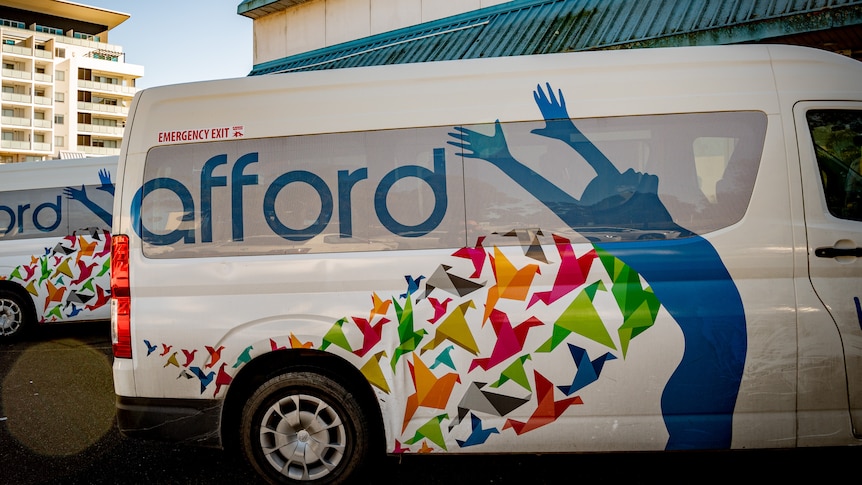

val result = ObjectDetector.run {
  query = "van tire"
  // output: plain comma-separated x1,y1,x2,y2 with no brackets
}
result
0,287,33,341
239,370,371,484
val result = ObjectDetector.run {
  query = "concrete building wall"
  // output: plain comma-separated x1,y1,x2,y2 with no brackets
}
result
251,0,511,64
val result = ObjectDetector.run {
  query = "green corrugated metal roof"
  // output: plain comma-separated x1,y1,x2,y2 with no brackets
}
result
247,0,862,76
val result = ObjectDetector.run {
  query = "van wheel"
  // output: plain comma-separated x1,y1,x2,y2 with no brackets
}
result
0,288,33,341
240,370,371,484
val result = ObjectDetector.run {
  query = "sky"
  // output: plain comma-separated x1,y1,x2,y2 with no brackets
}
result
82,0,254,89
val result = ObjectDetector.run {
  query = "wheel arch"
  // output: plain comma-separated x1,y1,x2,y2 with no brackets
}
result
220,348,386,455
0,279,38,326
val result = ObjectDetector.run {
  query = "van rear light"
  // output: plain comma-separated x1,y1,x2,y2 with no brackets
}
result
111,234,132,359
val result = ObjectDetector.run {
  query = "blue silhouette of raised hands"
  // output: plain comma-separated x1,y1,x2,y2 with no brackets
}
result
447,120,514,165
98,169,115,195
531,83,577,141
63,185,86,202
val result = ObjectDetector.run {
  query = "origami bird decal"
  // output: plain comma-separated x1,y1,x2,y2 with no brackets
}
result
456,413,499,448
205,345,225,368
352,316,390,358
404,413,449,450
181,349,197,367
402,354,461,433
557,343,617,396
482,247,541,323
503,371,583,435
144,340,158,356
420,300,479,355
391,297,427,371
452,236,486,278
470,310,542,372
400,274,426,299
190,366,214,393
537,280,612,353
320,317,353,353
528,236,597,308
427,297,452,324
214,362,233,397
233,345,254,368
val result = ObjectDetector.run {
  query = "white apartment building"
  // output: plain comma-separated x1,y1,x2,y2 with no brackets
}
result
0,0,142,163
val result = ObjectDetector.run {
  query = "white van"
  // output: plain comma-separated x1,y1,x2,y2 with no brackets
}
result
110,45,862,483
0,156,116,340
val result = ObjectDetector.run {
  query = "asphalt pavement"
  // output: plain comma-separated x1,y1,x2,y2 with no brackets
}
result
1,321,858,485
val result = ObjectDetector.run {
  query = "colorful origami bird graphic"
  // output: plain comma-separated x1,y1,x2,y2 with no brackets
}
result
537,280,612,352
420,300,479,355
470,310,543,372
557,343,617,396
190,366,214,393
452,236,486,278
528,236,597,308
205,345,225,368
482,247,541,323
320,317,353,353
503,371,583,435
352,316,390,358
456,413,500,448
402,354,461,432
404,413,449,450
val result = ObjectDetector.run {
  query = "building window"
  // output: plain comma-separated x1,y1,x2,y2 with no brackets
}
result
55,48,66,59
34,134,44,143
2,109,13,117
56,70,65,81
55,136,64,147
0,19,25,29
55,92,64,103
54,115,64,124
2,132,13,141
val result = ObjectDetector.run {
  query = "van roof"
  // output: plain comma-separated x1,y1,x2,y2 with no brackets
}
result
125,45,862,153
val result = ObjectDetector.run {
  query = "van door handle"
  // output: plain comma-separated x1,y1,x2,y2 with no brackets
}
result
815,247,862,258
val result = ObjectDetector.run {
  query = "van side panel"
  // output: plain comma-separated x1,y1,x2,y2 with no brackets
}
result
111,46,861,479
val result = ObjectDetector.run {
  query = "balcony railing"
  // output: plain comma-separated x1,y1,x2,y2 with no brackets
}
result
78,123,124,136
1,115,30,126
33,95,51,106
1,92,30,103
1,44,32,57
2,69,31,80
79,145,120,156
77,101,128,115
34,73,52,83
33,119,51,129
78,79,136,96
0,140,29,149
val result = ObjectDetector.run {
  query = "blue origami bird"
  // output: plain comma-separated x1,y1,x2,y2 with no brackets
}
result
557,343,616,396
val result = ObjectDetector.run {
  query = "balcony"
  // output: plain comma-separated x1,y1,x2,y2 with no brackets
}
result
0,139,29,149
1,44,32,57
1,92,30,103
78,123,124,136
34,73,52,83
79,145,120,156
1,115,30,126
33,119,51,129
33,96,51,106
2,69,31,80
77,101,128,115
78,79,136,96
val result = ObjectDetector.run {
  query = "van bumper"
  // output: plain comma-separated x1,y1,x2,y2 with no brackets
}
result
115,395,223,447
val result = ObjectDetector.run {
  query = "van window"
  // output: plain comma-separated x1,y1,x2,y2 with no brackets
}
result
806,109,862,222
0,184,113,240
139,111,766,258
